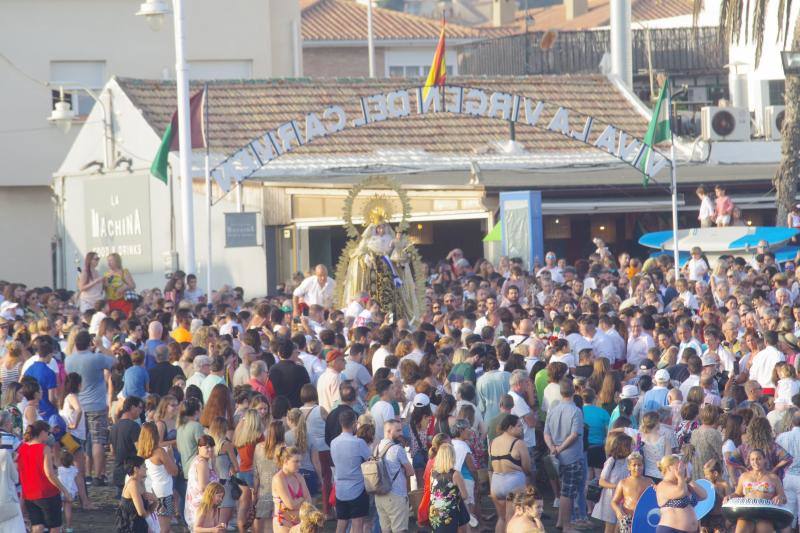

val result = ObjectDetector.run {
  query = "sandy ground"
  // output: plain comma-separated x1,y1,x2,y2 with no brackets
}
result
68,478,607,532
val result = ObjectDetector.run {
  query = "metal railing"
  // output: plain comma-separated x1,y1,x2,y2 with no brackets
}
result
459,27,728,76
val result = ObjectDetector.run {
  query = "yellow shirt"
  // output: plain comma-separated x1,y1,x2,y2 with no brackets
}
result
171,326,192,343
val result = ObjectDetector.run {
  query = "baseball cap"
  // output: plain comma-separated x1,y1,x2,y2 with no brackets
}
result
413,393,430,408
639,359,655,371
620,385,639,399
0,301,17,320
654,369,670,383
721,397,736,412
326,349,345,363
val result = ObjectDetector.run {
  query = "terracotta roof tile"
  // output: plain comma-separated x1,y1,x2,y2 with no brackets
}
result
302,0,482,41
117,75,648,158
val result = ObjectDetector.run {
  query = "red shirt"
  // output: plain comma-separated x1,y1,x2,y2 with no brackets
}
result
237,437,264,472
17,442,59,500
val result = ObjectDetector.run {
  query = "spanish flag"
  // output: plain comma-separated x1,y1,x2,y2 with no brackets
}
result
422,16,446,101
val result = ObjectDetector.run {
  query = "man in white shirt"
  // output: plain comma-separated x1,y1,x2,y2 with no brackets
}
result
579,316,615,363
598,315,625,363
370,327,394,372
293,332,325,385
506,319,536,350
317,350,345,412
703,327,735,376
185,355,210,390
508,370,537,481
537,252,564,283
405,331,427,366
696,185,715,227
679,355,703,400
292,264,335,314
626,320,655,367
676,323,703,361
369,379,396,442
750,331,786,391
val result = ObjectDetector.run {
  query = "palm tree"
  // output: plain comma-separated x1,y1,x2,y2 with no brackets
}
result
696,1,798,223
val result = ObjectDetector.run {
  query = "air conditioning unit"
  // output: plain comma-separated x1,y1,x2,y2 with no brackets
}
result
701,106,751,141
764,105,786,140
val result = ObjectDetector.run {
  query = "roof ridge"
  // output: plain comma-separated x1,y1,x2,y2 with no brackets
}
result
302,0,484,40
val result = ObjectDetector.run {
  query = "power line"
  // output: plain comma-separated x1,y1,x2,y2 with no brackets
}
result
0,52,49,88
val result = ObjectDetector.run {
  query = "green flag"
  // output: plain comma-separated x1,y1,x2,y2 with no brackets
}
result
640,79,671,186
150,121,173,184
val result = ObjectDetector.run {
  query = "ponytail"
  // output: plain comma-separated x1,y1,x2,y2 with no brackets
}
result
23,420,50,442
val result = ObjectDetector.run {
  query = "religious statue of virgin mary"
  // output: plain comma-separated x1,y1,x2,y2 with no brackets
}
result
335,177,423,323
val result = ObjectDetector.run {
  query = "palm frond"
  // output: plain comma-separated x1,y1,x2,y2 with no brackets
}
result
744,0,751,42
753,0,767,66
692,0,704,26
777,0,786,43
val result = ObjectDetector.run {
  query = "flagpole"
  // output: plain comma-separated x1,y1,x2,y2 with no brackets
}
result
367,0,375,78
173,0,196,274
667,79,680,282
204,83,212,299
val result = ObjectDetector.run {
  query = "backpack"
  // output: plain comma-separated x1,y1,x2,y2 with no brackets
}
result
361,441,400,495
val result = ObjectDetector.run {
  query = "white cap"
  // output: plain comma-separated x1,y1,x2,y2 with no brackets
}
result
413,393,431,408
654,369,671,383
620,384,639,399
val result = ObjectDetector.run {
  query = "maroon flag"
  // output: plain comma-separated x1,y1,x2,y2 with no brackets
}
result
168,88,207,150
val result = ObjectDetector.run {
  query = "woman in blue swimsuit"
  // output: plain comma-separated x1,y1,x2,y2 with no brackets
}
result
655,454,707,533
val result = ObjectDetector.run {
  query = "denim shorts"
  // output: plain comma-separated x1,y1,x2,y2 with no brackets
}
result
300,468,319,495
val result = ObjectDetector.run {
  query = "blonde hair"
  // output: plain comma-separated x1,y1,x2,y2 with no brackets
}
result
658,454,680,475
276,445,300,467
297,501,325,532
452,348,468,365
433,442,456,474
208,417,230,450
136,422,159,459
6,341,23,360
233,409,263,448
627,451,644,465
64,326,80,355
287,408,308,453
197,482,224,517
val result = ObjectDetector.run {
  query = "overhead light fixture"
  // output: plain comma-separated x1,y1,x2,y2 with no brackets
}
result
136,0,171,31
599,225,606,231
554,218,560,224
48,87,76,134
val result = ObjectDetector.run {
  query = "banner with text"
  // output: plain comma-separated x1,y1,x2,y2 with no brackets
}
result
210,85,670,192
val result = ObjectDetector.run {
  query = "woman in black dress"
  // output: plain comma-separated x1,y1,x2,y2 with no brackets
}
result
115,456,152,533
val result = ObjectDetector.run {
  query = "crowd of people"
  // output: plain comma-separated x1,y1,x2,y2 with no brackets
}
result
2,235,800,533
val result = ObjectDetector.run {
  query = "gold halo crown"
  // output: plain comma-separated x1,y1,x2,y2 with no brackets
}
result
362,196,394,227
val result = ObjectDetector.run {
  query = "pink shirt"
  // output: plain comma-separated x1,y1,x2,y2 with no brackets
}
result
715,196,733,217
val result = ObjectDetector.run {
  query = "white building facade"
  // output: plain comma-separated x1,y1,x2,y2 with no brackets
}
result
0,0,300,287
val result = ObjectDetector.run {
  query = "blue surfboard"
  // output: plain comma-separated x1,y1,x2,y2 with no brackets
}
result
694,479,715,520
638,226,798,253
632,479,716,532
632,485,659,533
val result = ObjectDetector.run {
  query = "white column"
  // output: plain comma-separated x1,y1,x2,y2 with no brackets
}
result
610,0,632,89
172,0,196,273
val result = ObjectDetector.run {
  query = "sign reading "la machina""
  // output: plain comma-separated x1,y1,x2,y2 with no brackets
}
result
211,85,669,191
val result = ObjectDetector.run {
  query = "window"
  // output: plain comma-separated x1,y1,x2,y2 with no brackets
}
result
387,64,453,79
768,79,786,105
50,61,106,116
188,60,253,80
